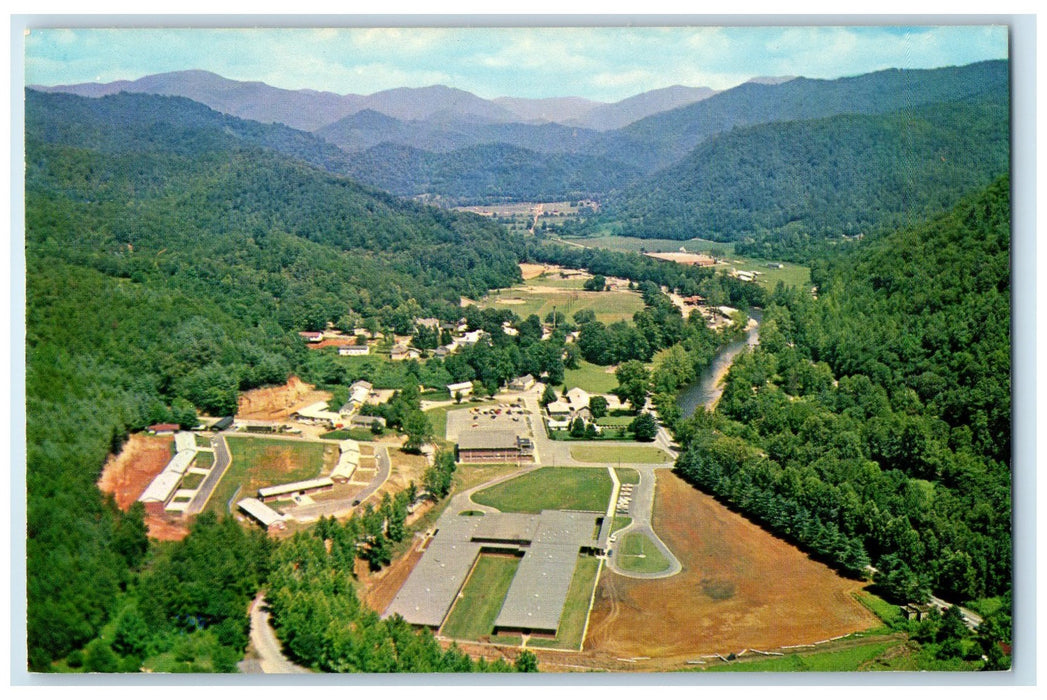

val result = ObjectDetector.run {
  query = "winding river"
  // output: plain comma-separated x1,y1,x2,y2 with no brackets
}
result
677,309,762,419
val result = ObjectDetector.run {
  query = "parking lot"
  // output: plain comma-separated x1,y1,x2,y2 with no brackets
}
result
445,400,533,442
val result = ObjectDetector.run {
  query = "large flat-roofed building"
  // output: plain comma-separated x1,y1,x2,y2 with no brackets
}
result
384,509,603,635
257,477,334,503
457,430,533,464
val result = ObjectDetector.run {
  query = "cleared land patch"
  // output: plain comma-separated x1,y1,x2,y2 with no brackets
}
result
441,553,522,641
584,472,879,662
209,436,331,513
479,281,643,325
618,532,671,574
472,467,612,513
570,445,672,464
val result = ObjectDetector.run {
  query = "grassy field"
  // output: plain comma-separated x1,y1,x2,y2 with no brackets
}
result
472,467,612,513
570,444,672,464
452,463,525,494
698,638,905,672
854,590,905,629
596,415,634,427
615,468,640,484
610,516,633,533
480,282,643,325
618,532,671,574
563,360,620,394
208,436,330,514
556,234,810,291
440,553,522,641
194,451,214,468
526,555,602,650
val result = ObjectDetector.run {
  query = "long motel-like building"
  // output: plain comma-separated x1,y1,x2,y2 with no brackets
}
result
237,497,288,533
257,477,334,503
137,431,199,516
384,509,606,637
330,439,361,483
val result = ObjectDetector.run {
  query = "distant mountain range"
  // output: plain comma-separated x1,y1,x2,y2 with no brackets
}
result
33,69,720,133
33,60,1008,213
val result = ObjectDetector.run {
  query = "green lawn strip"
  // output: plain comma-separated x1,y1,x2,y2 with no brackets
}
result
472,467,612,513
194,434,212,447
440,554,521,641
208,436,329,514
854,590,905,629
179,472,206,490
618,532,671,574
570,444,671,464
194,451,214,468
614,468,640,484
563,360,620,394
319,428,375,441
596,415,634,427
698,639,904,672
489,634,523,646
550,555,602,650
610,516,633,533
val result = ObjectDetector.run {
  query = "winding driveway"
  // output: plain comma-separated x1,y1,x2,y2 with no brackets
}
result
242,592,312,674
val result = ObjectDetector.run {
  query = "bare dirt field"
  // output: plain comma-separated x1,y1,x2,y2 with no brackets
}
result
98,433,173,509
583,472,879,668
519,263,552,280
237,376,332,421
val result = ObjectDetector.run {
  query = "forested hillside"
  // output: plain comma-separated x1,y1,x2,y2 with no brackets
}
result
341,141,640,204
598,59,1008,172
24,89,526,670
673,177,1010,626
603,94,1009,250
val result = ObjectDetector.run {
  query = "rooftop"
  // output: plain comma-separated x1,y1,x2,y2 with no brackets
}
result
458,429,521,451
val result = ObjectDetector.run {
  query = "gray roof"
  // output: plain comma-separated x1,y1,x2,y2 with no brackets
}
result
457,429,520,451
257,477,333,499
384,509,601,633
238,497,286,527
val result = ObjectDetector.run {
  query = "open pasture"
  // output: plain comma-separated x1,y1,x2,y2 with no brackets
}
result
584,472,879,661
480,282,643,325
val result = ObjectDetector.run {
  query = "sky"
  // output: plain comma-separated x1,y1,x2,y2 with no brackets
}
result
24,24,1009,103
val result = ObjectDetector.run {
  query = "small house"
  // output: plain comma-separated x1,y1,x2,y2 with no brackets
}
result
447,381,474,399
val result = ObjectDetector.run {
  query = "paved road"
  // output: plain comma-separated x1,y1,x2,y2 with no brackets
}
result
186,433,231,515
604,465,682,579
241,592,312,674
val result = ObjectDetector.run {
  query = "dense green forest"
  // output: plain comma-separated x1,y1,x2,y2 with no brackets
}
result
337,141,640,205
23,89,527,670
599,94,1009,253
669,178,1011,660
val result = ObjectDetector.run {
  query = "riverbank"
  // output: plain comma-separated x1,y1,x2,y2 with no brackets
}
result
677,315,761,419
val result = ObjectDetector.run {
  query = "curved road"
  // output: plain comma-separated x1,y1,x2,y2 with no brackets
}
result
242,592,312,674
287,445,392,522
603,465,681,579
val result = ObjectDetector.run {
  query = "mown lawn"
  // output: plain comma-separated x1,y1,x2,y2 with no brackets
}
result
440,553,521,641
472,467,612,513
570,444,672,464
563,360,620,394
618,532,671,574
615,468,640,484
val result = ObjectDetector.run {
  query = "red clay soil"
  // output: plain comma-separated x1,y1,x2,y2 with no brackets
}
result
97,433,190,541
582,471,879,668
237,376,332,421
97,433,173,509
